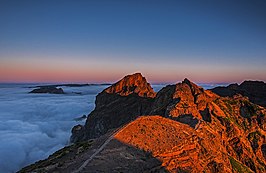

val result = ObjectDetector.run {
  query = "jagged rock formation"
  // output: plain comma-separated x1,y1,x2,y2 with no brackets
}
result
150,78,218,128
211,80,266,108
115,116,232,172
20,74,266,173
29,86,65,94
71,73,156,142
148,79,266,172
103,72,155,98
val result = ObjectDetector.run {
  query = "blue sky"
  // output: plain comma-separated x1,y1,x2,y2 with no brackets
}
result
0,0,266,83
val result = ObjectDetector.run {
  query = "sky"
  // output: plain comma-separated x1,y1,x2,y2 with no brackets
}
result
0,0,266,84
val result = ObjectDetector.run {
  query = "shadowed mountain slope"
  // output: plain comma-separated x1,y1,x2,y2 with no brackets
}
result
20,74,266,173
211,81,266,108
19,129,168,173
71,73,156,142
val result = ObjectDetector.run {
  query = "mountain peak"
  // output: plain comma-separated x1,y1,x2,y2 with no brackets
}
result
182,78,191,84
240,80,265,88
150,78,216,126
182,78,202,89
181,78,205,99
104,73,156,98
21,74,266,173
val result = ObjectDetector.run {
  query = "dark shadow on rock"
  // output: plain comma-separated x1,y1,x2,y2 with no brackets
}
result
207,160,224,173
200,108,212,123
84,139,169,173
171,114,199,128
210,84,239,97
240,101,257,119
262,144,266,160
19,138,169,173
149,85,177,116
75,91,155,141
211,81,266,108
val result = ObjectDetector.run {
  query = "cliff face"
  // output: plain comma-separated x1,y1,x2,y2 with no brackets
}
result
150,78,218,128
71,73,156,142
103,72,155,98
70,75,266,172
211,80,266,108
20,74,266,173
115,108,266,173
147,79,266,172
115,116,231,173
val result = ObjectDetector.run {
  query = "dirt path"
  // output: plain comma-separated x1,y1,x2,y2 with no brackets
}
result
72,121,132,173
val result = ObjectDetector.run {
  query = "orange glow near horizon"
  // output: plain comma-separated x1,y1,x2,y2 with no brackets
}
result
0,1,266,85
1,56,265,84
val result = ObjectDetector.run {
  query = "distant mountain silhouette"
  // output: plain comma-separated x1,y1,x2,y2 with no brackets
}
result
29,86,65,94
30,83,111,88
211,80,266,108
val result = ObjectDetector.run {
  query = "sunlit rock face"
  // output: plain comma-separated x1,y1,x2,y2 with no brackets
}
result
150,78,218,128
104,72,156,98
71,73,156,142
69,73,266,173
21,74,266,173
148,79,266,172
114,116,232,173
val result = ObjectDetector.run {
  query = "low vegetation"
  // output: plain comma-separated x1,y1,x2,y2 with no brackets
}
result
229,156,253,173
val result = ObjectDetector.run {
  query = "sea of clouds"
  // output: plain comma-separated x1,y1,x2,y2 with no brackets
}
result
0,83,220,173
0,84,108,173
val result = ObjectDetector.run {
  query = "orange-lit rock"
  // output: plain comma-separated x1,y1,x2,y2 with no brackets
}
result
104,72,156,98
115,116,231,173
71,73,156,141
70,74,266,172
151,78,219,128
21,74,266,173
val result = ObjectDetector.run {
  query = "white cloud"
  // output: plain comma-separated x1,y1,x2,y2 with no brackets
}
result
0,83,215,173
0,84,106,173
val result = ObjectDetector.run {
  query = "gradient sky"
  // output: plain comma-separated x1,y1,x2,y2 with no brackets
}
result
0,0,266,83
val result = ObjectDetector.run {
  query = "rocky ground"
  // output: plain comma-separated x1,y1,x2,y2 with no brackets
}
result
20,73,266,173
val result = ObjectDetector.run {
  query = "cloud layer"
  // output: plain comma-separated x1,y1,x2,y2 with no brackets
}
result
0,84,107,173
0,83,216,173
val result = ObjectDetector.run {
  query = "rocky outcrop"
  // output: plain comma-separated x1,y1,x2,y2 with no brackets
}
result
148,79,266,172
150,78,218,128
29,86,65,94
68,75,266,172
21,74,266,173
71,73,156,142
115,116,233,172
211,80,266,108
103,72,155,98
21,109,266,172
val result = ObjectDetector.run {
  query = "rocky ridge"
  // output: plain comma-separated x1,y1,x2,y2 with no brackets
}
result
71,73,156,142
20,73,266,173
211,80,266,108
150,78,218,128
